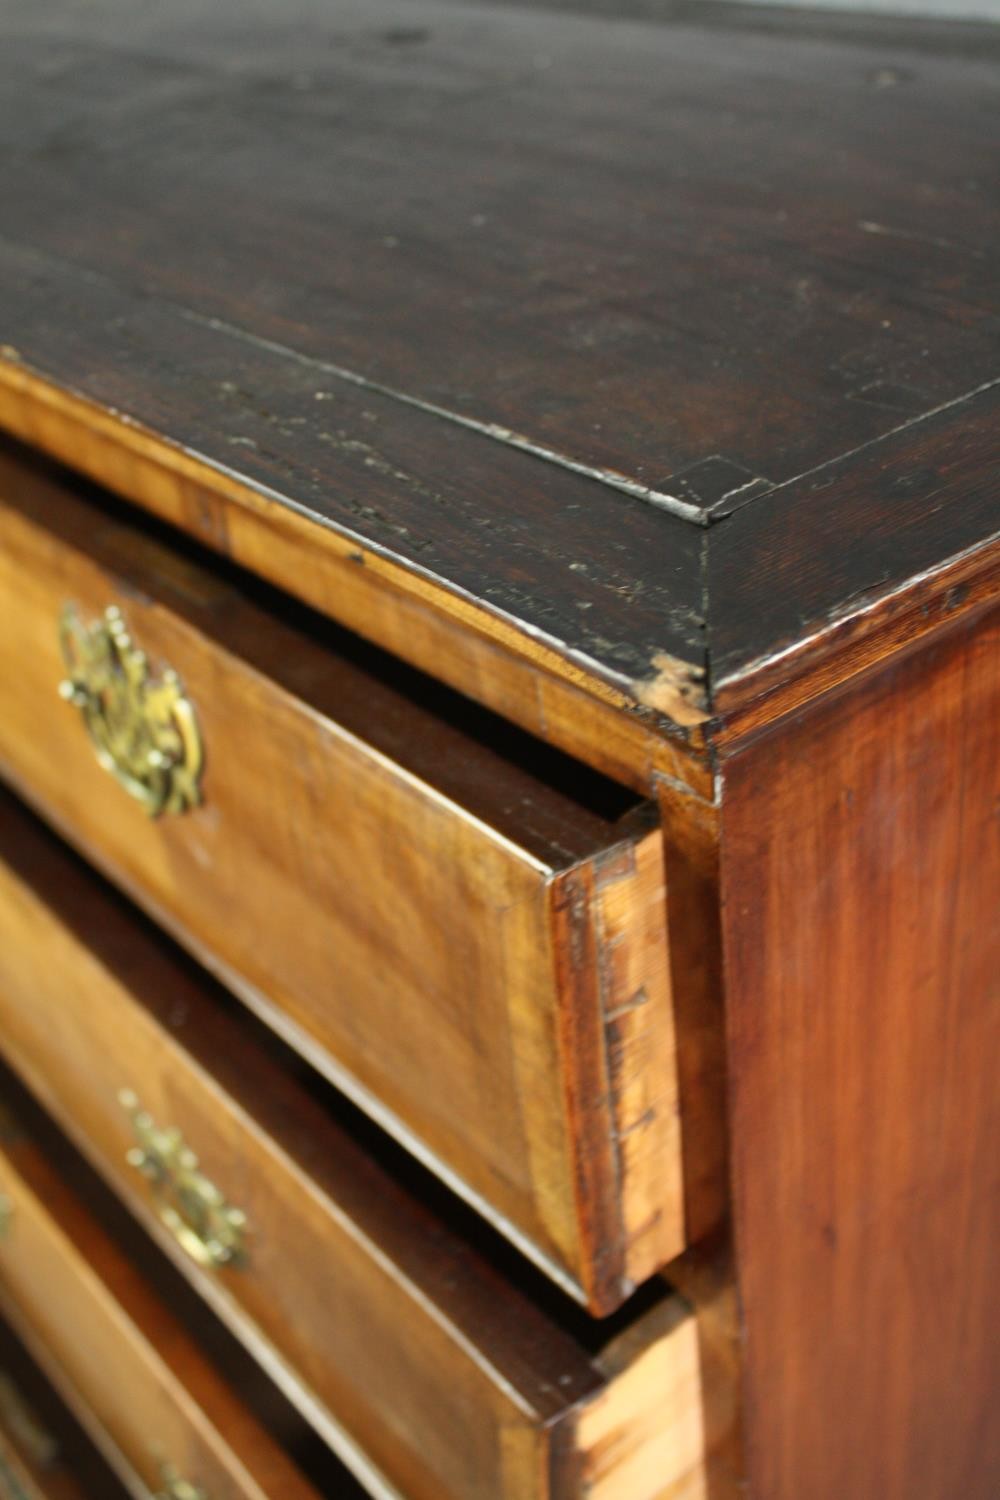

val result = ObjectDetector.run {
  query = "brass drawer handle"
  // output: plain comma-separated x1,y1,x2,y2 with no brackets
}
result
119,1092,247,1270
156,1462,208,1500
58,604,204,817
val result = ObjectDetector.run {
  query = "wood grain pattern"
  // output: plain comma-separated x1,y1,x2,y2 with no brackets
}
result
0,11,994,1498
0,1124,323,1500
0,1,995,732
570,1302,712,1500
708,384,1000,698
0,0,995,494
719,603,1000,1499
0,284,707,722
0,378,709,790
652,781,728,1253
0,1319,129,1500
0,857,728,1500
709,536,1000,748
664,1239,743,1500
0,1430,66,1500
0,454,696,1310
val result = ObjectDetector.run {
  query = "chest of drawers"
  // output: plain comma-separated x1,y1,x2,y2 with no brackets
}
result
0,3,996,1498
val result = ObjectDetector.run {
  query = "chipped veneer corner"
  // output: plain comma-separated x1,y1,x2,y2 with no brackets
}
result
633,652,709,728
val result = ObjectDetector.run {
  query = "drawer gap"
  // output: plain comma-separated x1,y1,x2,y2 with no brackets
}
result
0,789,668,1351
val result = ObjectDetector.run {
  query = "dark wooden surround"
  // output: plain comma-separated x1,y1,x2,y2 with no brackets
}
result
0,3,996,1497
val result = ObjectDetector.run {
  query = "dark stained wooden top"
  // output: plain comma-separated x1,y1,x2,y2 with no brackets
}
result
0,0,996,725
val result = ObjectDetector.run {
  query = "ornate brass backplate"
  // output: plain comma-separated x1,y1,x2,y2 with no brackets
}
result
119,1091,247,1271
58,604,203,817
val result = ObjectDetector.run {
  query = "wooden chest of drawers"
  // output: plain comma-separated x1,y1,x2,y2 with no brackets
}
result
0,460,684,1313
0,3,996,1498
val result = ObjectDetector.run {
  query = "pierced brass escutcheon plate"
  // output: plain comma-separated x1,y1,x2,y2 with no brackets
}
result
119,1090,247,1271
58,603,204,817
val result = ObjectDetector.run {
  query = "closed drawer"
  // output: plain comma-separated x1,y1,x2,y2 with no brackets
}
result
0,1105,328,1500
0,790,731,1500
0,446,684,1313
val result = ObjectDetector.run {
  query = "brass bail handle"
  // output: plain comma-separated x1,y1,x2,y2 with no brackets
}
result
119,1091,247,1272
58,603,204,817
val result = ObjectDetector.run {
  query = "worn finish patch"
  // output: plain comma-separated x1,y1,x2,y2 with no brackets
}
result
633,652,709,726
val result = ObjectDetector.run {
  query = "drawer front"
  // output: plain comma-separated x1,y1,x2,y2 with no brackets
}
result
0,1320,131,1500
0,1124,321,1500
0,791,722,1500
0,1430,63,1500
0,456,683,1312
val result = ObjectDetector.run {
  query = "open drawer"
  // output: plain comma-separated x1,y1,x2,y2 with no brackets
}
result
0,1316,136,1500
0,790,732,1500
0,445,684,1312
0,1100,345,1500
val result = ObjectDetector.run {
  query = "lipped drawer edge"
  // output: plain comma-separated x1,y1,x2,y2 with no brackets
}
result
0,788,736,1500
0,450,693,1312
